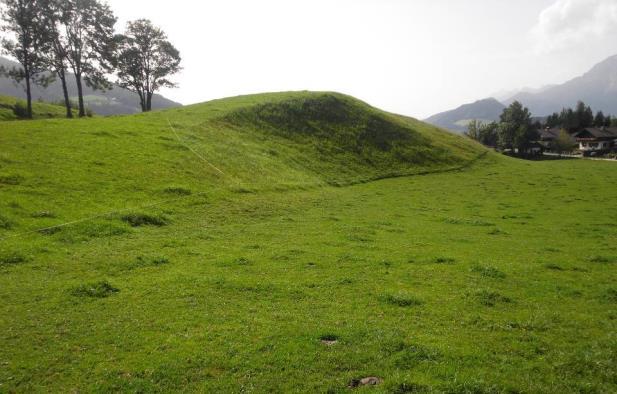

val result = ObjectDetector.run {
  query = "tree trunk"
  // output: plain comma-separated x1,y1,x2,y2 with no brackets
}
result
75,73,86,117
137,91,146,112
59,70,73,119
24,69,33,119
146,92,153,112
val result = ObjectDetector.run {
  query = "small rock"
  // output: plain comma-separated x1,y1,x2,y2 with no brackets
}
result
321,339,338,346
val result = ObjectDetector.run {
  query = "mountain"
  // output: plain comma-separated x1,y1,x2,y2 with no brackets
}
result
0,56,181,115
424,98,505,133
505,55,617,116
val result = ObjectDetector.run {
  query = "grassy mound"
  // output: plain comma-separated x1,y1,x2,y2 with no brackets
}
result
0,91,486,236
219,93,483,183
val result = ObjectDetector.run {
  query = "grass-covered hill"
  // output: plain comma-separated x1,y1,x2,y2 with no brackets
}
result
0,92,485,228
1,91,616,393
0,95,67,120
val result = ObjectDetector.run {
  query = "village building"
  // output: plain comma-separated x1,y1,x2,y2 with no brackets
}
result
574,127,617,155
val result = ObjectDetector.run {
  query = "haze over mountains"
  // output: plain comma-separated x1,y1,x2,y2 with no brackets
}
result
426,54,617,132
0,57,181,116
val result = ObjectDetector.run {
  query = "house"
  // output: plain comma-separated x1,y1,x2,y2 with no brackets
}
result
573,127,617,156
538,128,561,150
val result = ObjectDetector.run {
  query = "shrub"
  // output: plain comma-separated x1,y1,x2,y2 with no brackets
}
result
12,102,29,119
70,281,119,298
121,213,168,227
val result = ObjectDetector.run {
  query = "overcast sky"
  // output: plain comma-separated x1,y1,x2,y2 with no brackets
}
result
107,0,617,119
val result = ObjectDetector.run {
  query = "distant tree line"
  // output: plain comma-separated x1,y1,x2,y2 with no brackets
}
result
0,0,181,119
545,101,616,131
466,100,617,153
465,101,539,153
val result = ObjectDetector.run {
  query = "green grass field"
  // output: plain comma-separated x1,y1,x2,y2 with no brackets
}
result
0,92,616,393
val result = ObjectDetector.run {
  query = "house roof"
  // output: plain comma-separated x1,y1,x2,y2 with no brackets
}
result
539,128,562,140
574,127,617,140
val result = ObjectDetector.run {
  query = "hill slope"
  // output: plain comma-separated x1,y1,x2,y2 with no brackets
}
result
0,91,616,392
0,95,66,120
0,56,182,115
0,91,486,231
505,54,617,116
425,98,505,133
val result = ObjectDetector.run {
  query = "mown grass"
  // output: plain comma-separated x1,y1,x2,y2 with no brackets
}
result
0,92,615,392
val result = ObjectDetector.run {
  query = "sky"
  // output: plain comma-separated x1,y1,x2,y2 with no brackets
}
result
107,0,617,119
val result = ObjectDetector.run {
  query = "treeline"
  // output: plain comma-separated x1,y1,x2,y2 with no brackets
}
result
466,100,617,151
0,0,181,119
465,101,538,152
545,101,616,131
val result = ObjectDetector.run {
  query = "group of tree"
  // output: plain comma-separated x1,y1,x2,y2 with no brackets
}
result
545,101,616,131
465,101,539,153
0,0,181,119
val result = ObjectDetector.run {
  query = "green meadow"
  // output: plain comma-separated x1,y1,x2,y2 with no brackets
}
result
0,92,616,393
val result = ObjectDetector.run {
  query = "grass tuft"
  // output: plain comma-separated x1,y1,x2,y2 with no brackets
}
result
471,265,506,279
382,292,423,307
121,213,169,227
70,281,119,298
434,257,456,264
475,290,512,307
163,186,192,196
0,174,23,185
0,214,14,230
0,251,27,267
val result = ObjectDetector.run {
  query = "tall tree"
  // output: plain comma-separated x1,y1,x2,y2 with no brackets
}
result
498,101,536,152
39,0,72,118
574,101,593,129
593,111,605,128
0,0,50,118
115,19,181,112
62,0,116,117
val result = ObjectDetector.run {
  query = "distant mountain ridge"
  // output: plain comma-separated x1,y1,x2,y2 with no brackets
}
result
426,54,617,132
424,98,505,133
505,55,617,116
0,57,181,115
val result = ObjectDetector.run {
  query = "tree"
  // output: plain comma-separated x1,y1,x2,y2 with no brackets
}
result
39,0,73,118
574,101,593,129
546,112,560,128
498,101,536,152
465,119,481,141
0,0,51,118
115,19,181,112
62,0,116,117
605,115,613,128
593,111,605,128
552,129,575,155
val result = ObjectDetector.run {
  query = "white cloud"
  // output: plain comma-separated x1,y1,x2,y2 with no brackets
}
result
533,0,617,53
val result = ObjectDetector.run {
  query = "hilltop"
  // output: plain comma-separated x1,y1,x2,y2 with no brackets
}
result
425,98,505,133
0,56,181,116
1,91,616,393
0,95,66,120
